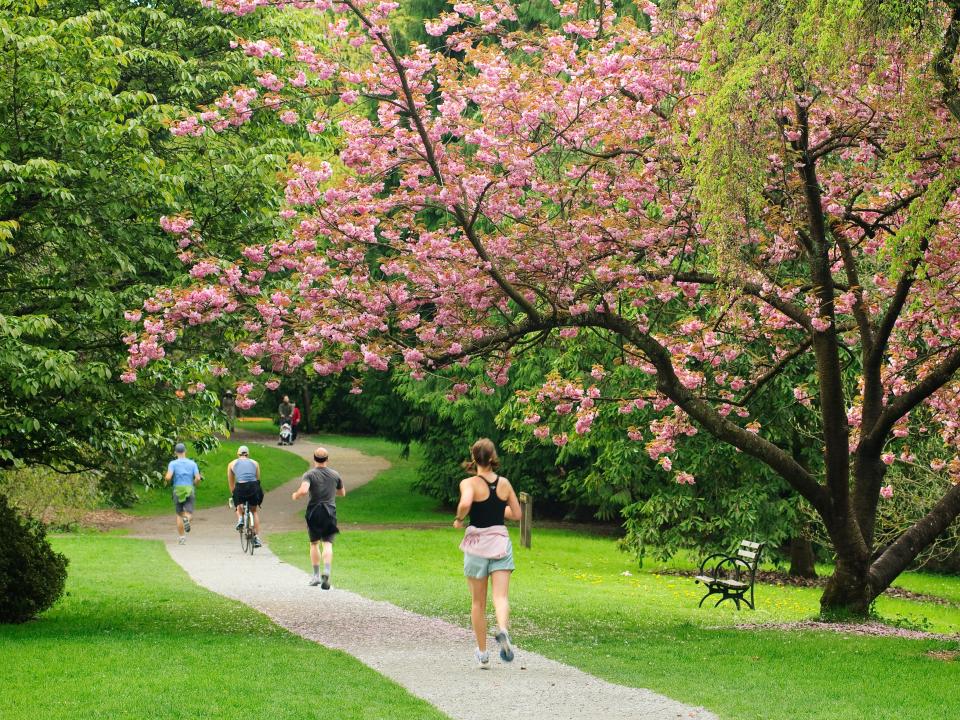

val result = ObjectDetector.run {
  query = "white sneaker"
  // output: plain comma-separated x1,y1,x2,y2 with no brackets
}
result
177,536,186,545
494,629,514,662
475,647,490,669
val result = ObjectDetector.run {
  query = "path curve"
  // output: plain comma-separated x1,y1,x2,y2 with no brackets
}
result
131,435,717,720
127,432,389,539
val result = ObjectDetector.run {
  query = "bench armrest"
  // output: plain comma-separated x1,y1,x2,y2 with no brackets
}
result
698,552,733,577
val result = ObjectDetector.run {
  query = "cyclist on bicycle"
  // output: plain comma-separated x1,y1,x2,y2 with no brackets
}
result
228,445,263,548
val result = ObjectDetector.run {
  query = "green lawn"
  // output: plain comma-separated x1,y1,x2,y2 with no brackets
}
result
236,426,449,524
263,432,960,720
0,535,448,720
331,440,449,525
107,426,960,719
235,417,277,434
126,440,307,516
891,570,960,606
269,527,958,720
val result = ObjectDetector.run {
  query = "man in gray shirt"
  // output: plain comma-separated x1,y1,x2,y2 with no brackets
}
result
291,447,345,589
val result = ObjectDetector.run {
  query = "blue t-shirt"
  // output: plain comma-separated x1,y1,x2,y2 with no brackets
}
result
167,458,200,486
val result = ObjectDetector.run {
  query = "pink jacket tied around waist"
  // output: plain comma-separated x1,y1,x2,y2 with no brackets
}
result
459,525,510,559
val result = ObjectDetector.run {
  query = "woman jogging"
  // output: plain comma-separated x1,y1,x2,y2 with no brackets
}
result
453,438,522,669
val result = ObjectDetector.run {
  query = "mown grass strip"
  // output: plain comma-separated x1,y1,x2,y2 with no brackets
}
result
126,440,307,516
237,427,449,525
0,535,448,720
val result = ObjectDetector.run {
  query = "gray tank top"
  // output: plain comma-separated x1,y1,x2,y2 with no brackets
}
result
233,458,258,484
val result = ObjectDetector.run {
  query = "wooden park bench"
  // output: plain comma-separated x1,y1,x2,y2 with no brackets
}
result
694,540,764,610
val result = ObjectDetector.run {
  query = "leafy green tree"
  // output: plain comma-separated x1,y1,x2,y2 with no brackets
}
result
0,2,328,496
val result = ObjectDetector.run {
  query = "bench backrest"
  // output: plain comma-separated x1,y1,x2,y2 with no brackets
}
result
736,540,763,577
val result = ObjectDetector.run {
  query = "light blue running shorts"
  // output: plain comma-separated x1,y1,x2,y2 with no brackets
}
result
463,541,516,578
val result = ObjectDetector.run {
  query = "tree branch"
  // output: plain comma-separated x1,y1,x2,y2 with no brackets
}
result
868,481,960,592
739,337,813,405
635,269,812,329
861,346,960,452
934,0,960,123
588,311,830,513
342,0,542,323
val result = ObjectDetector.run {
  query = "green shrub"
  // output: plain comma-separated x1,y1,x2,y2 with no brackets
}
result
0,493,68,624
0,467,100,528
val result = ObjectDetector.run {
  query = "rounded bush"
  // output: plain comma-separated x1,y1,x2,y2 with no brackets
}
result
0,493,68,624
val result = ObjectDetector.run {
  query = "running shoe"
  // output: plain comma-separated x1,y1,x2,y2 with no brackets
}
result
475,648,490,669
177,536,186,545
494,629,514,662
320,574,330,590
252,536,263,548
308,576,321,587
235,519,243,531
183,517,191,533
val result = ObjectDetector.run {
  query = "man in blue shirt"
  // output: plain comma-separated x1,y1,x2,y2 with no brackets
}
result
165,442,201,545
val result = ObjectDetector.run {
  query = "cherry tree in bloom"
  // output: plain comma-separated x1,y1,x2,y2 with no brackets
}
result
130,0,960,614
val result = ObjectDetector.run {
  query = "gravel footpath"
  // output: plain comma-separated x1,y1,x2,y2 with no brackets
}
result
140,436,717,720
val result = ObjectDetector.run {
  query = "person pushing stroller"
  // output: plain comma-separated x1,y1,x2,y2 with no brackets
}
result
278,395,294,446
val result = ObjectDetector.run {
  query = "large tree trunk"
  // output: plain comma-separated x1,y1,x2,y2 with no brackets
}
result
820,555,875,616
788,536,817,579
820,482,960,615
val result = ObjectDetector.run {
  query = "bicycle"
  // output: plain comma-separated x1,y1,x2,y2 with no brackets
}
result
230,498,257,555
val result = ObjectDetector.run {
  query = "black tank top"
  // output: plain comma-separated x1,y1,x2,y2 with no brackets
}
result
468,476,507,528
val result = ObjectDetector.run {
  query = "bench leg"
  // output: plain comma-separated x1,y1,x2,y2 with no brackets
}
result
699,586,755,610
713,591,746,610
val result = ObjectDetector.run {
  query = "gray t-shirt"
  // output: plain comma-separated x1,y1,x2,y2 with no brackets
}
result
304,467,342,512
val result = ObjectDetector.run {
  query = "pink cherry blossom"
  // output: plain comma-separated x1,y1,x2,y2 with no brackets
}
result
131,0,960,609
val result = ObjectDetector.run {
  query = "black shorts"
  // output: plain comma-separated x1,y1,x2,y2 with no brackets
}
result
233,481,264,508
306,504,339,543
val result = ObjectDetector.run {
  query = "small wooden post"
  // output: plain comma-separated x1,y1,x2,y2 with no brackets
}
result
518,492,532,549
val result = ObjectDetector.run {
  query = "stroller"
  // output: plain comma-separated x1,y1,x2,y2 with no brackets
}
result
278,417,294,445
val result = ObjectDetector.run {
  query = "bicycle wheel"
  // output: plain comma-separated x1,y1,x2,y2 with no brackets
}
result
239,506,250,553
246,510,256,554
